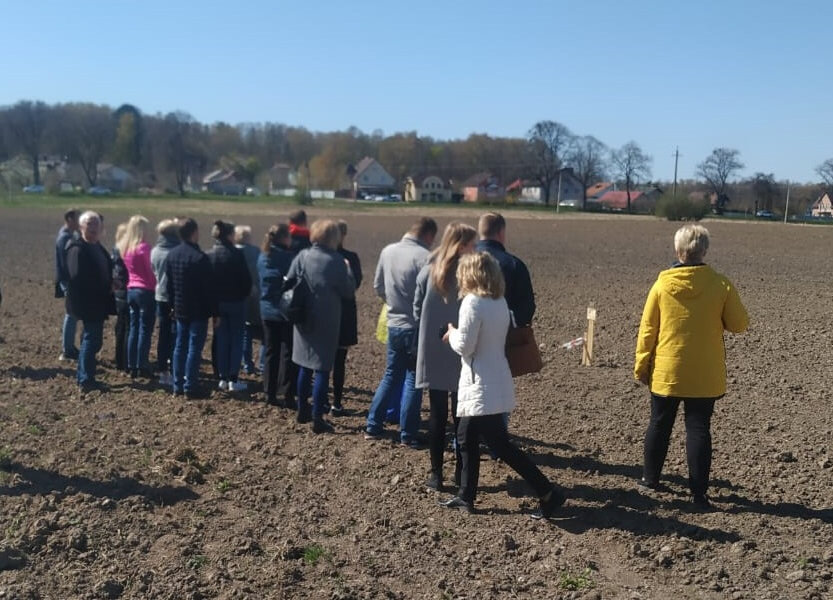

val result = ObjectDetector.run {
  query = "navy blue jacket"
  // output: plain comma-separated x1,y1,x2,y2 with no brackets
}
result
258,244,294,322
476,239,536,327
165,241,217,321
54,226,76,298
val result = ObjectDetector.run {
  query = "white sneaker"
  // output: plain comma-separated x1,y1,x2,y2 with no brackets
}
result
218,380,228,391
228,381,247,392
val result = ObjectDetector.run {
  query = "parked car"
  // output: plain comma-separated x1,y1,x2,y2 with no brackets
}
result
22,185,44,194
755,210,774,220
88,186,112,196
245,186,262,196
558,199,579,208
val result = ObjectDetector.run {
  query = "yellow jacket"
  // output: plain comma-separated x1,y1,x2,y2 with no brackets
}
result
634,265,748,398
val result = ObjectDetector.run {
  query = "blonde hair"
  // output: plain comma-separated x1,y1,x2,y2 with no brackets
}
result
430,222,477,298
674,224,710,264
118,215,149,255
457,252,504,300
157,218,179,238
114,222,128,251
234,225,252,245
310,219,341,250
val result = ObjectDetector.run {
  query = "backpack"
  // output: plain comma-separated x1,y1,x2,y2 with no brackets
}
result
279,257,311,325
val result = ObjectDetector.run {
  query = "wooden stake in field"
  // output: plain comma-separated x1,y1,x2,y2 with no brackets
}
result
581,305,597,366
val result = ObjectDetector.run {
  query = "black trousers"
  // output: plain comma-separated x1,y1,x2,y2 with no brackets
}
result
457,413,552,504
643,395,716,496
262,319,296,405
428,390,460,482
114,301,129,372
332,347,349,405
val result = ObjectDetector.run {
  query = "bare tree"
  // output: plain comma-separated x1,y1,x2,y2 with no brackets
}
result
815,159,833,194
55,103,115,187
750,172,779,213
162,112,205,196
567,135,607,210
3,101,51,185
611,141,652,212
696,148,744,213
526,120,573,205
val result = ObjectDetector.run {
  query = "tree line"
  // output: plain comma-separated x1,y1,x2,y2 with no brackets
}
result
0,100,830,216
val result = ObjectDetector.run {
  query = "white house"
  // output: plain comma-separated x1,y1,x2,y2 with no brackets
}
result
351,157,395,194
519,168,584,205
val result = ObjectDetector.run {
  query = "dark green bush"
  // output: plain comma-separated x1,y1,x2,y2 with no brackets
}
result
655,195,709,221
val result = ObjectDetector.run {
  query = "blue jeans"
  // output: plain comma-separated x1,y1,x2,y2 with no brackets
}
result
127,289,156,371
173,319,208,393
242,323,256,372
215,300,246,381
156,301,175,373
297,367,330,420
77,320,103,385
62,313,78,357
366,327,423,442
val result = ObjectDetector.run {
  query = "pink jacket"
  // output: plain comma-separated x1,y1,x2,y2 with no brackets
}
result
124,242,157,291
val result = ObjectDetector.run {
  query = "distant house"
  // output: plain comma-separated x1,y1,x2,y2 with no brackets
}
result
596,187,662,212
350,157,395,195
404,174,451,202
203,169,246,195
97,164,137,192
462,172,503,203
268,163,298,193
519,168,584,205
586,181,614,200
811,192,833,217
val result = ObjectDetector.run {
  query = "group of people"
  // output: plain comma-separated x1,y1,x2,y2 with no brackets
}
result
55,204,748,516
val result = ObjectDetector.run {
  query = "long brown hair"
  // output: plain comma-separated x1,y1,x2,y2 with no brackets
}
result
430,222,477,298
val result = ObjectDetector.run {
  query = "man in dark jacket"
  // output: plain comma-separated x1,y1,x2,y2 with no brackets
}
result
55,209,80,361
476,212,535,327
288,210,312,255
165,218,217,398
65,211,113,392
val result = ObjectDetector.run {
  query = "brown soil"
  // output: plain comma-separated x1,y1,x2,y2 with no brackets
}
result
0,206,831,599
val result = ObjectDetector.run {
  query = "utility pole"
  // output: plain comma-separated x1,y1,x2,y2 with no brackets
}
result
672,147,680,199
555,169,563,214
784,182,791,224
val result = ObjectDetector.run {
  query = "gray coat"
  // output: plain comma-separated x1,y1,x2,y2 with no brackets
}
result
289,245,355,371
414,262,463,391
373,235,431,329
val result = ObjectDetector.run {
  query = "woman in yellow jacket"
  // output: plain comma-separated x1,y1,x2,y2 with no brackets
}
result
634,224,748,509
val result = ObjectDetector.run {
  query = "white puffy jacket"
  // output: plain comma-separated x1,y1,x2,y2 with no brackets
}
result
449,294,515,417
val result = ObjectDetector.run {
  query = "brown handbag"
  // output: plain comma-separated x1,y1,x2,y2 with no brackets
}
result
505,325,543,377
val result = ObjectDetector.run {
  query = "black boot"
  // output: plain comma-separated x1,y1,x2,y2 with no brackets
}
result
312,418,334,434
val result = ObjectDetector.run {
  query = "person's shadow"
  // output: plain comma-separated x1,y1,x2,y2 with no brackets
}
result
0,464,199,506
7,366,76,381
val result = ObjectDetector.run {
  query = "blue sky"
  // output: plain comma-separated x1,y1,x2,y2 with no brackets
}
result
3,0,831,182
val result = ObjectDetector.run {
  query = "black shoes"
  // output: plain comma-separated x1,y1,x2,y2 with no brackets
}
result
440,496,474,514
537,487,567,519
330,402,344,416
426,472,442,491
312,419,334,434
692,494,713,511
637,478,659,491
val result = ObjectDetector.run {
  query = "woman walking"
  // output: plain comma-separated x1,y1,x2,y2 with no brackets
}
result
414,222,476,491
258,224,295,407
634,224,748,509
119,215,157,378
440,252,564,517
151,219,180,385
331,220,363,415
286,219,355,433
208,220,252,393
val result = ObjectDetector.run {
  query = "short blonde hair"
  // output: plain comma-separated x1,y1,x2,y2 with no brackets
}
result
457,252,504,299
234,225,252,245
674,224,710,264
310,219,341,250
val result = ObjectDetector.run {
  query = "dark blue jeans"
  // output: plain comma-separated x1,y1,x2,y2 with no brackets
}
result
127,288,156,371
297,367,330,420
77,320,103,385
173,319,208,393
156,301,175,373
215,300,246,381
366,327,423,442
